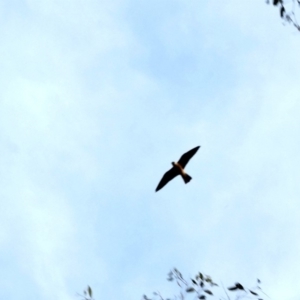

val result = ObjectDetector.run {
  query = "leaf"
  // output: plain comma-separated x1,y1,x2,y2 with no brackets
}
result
235,283,244,290
87,286,92,298
192,279,197,285
204,290,213,295
280,6,285,17
167,277,173,281
249,290,258,296
273,0,280,5
228,286,238,291
199,296,206,299
200,281,204,288
199,273,204,280
257,279,261,284
186,287,195,293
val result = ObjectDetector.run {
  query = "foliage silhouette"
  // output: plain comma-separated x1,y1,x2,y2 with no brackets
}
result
142,268,269,300
77,286,94,300
267,0,300,31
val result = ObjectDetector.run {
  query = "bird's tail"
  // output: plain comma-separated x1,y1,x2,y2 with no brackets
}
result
183,173,192,184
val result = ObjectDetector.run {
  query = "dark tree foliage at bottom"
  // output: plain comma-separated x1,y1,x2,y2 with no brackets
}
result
142,268,269,300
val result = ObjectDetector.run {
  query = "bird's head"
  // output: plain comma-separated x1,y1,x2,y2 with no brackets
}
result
171,162,176,166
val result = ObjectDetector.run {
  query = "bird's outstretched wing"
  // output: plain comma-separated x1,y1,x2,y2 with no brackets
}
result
155,167,180,192
177,146,200,168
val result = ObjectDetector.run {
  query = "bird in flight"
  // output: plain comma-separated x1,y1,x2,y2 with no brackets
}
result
155,146,200,192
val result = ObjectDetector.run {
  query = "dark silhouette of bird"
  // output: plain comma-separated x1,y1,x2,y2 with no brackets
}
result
155,146,200,192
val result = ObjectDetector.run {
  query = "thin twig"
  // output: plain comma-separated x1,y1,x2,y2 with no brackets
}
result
221,282,230,300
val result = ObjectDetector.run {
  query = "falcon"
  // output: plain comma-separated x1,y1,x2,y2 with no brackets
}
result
155,146,200,192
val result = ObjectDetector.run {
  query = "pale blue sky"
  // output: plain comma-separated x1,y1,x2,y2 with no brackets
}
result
1,1,300,300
